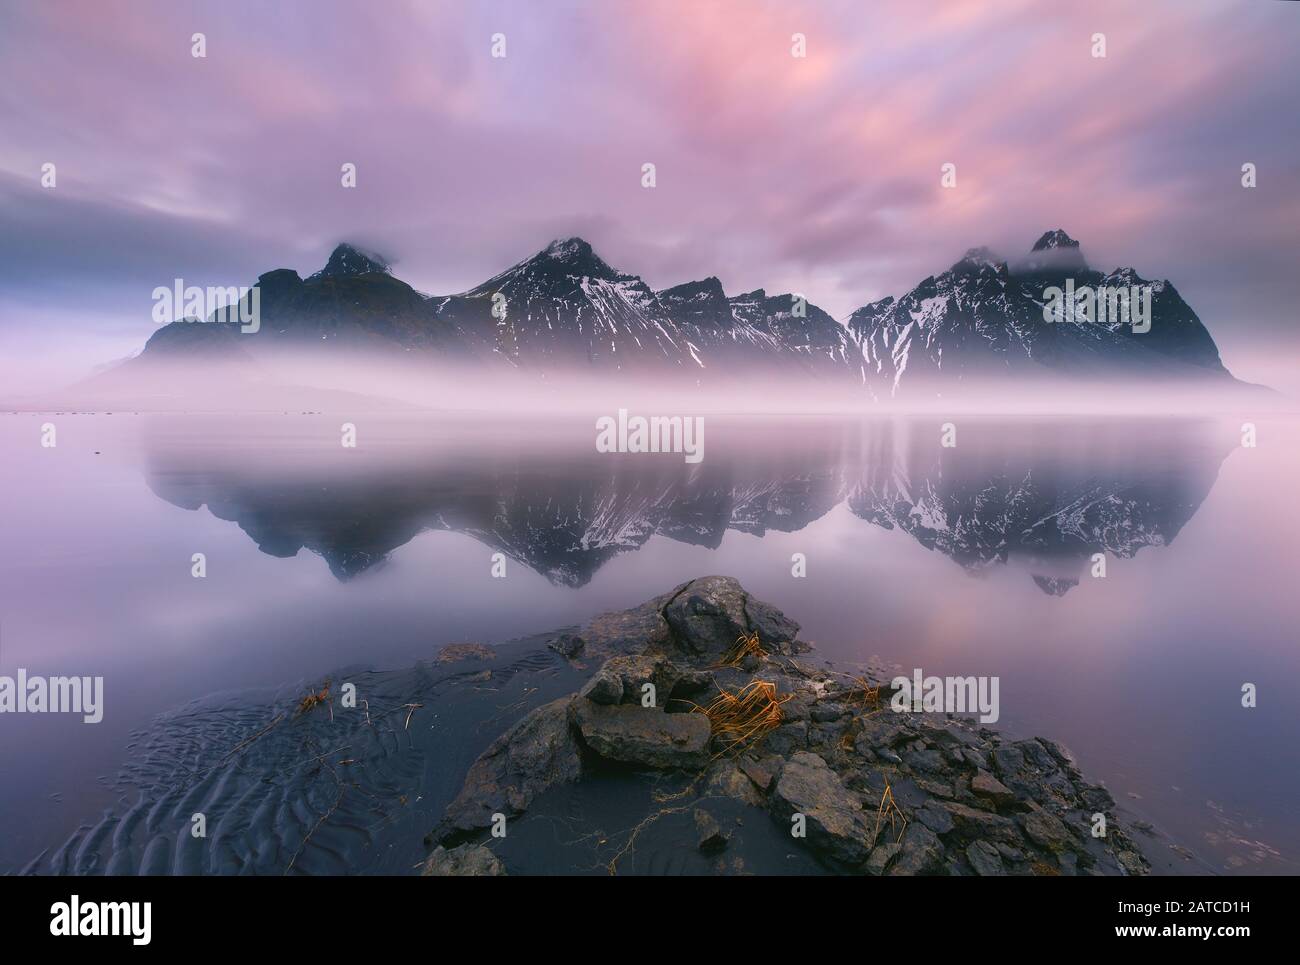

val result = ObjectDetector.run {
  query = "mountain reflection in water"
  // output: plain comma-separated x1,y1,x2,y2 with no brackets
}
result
5,412,1297,876
143,417,1229,595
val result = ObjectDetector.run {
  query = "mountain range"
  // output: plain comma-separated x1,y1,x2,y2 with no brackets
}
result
137,230,1240,398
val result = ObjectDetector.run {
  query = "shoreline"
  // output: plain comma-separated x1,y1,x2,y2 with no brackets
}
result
426,576,1159,876
6,576,1211,877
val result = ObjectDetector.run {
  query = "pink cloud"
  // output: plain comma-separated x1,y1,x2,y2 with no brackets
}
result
0,0,1295,380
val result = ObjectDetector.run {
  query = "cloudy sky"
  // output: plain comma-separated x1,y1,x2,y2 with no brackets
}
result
1,0,1297,389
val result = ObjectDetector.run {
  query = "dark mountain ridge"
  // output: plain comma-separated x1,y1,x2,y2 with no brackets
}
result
848,230,1232,396
135,232,1243,395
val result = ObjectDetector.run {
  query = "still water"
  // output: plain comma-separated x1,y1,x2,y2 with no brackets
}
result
1,412,1296,873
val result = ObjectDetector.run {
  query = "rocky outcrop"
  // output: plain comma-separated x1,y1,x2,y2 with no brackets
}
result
662,574,802,659
428,576,1151,876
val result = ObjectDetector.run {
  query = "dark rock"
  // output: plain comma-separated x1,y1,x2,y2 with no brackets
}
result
808,722,848,747
667,667,713,699
546,632,585,658
662,576,801,658
1040,738,1080,773
991,738,1077,805
995,842,1026,863
991,744,1026,777
781,694,813,722
1019,807,1076,853
915,778,955,799
915,720,965,746
572,700,711,769
663,576,752,656
765,720,808,757
853,715,907,749
1117,850,1147,875
971,770,1016,807
435,696,584,842
580,665,625,705
1040,770,1080,804
770,751,876,866
811,702,847,723
887,823,944,876
1081,784,1117,812
738,755,780,792
864,843,901,875
705,759,765,807
422,843,506,876
941,801,1024,846
694,808,730,853
742,594,801,649
578,654,683,707
579,590,677,659
903,748,948,774
1017,739,1059,772
942,744,966,766
965,840,1005,877
915,802,956,835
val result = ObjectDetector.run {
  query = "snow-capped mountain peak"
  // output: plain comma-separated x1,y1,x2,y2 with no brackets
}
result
139,228,1236,394
534,236,617,279
846,228,1231,396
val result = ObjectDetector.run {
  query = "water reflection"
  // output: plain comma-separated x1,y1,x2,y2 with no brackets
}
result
143,418,1230,594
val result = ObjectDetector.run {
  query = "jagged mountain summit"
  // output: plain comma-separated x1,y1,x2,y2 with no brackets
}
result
451,237,694,369
1034,228,1081,250
135,231,1238,395
847,229,1231,397
307,242,391,280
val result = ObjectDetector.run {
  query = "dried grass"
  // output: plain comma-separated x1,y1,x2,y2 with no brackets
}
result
846,676,882,714
716,630,766,669
296,681,331,716
691,679,790,756
836,673,883,751
874,780,908,844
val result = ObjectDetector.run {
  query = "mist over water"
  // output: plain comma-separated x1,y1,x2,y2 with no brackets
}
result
8,348,1291,418
1,409,1297,874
